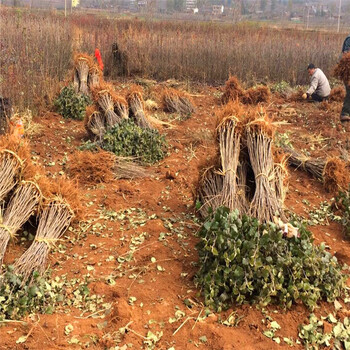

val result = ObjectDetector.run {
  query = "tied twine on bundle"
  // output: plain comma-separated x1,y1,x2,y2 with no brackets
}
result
35,237,64,250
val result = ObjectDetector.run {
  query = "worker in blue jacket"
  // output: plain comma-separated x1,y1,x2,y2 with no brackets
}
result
340,34,350,122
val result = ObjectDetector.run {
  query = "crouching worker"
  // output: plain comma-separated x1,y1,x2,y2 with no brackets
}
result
302,64,330,102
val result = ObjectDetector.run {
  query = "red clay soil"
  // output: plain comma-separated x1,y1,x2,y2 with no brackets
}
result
1,86,350,350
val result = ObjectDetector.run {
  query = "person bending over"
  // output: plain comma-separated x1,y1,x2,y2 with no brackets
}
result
302,64,330,102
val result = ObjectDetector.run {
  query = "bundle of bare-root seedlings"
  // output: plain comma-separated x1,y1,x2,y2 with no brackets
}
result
126,86,153,129
245,111,286,222
198,103,288,223
198,166,223,218
273,150,289,207
0,180,41,265
162,88,195,116
283,146,349,193
14,178,81,282
221,76,271,105
0,150,22,201
198,102,246,216
88,64,103,90
73,53,94,95
67,150,148,185
329,86,346,102
92,84,128,128
221,77,246,104
333,52,350,85
217,114,245,213
0,135,33,201
84,105,106,141
243,86,271,105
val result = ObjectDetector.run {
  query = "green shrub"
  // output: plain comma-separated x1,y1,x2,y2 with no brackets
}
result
102,119,167,164
0,266,63,320
271,80,291,94
336,187,350,238
195,207,346,312
54,85,91,120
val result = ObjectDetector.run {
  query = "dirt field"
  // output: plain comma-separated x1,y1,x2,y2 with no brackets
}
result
0,83,350,350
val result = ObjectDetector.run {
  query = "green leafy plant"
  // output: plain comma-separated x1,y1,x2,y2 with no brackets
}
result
54,85,91,120
0,265,64,320
299,313,350,349
101,119,167,164
195,207,346,312
271,80,291,94
336,187,350,238
274,132,293,149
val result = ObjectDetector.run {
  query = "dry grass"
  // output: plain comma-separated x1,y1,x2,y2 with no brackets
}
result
2,9,345,110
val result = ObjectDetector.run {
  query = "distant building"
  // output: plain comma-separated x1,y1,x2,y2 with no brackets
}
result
2,0,66,8
185,0,196,12
212,4,224,15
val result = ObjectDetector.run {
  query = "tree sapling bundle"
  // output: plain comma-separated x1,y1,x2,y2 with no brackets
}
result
14,198,73,282
88,64,102,90
221,76,245,104
113,95,129,121
323,158,348,193
243,86,271,105
93,85,128,128
246,112,285,222
282,146,348,192
162,88,195,116
333,52,350,85
0,181,41,265
14,179,81,282
236,158,249,211
94,89,122,127
84,106,106,141
198,167,223,218
273,151,289,206
67,150,148,184
0,135,33,201
74,54,93,95
283,145,324,180
0,150,22,201
222,77,270,105
217,115,243,212
329,86,346,102
126,87,153,129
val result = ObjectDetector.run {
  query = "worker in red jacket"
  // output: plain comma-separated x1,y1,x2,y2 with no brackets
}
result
95,48,104,71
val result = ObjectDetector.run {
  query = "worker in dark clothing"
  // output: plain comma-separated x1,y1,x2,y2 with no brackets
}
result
342,34,350,54
340,34,350,122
